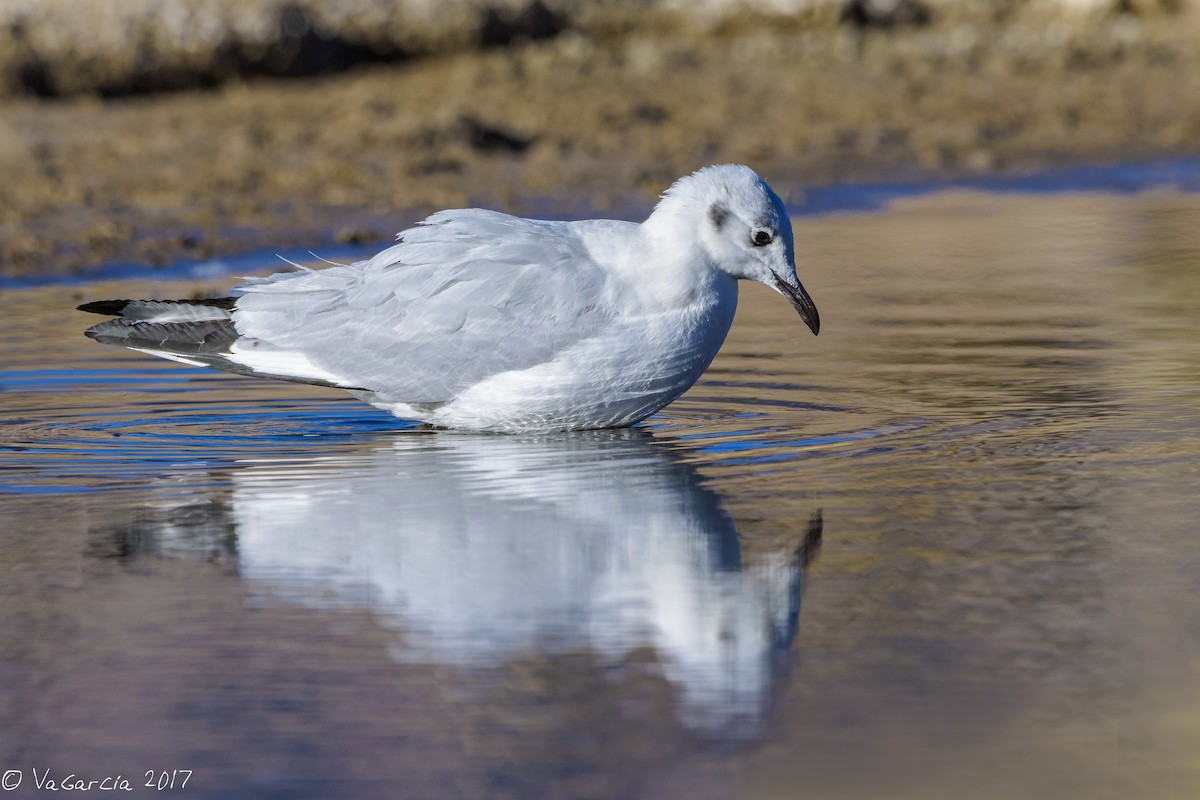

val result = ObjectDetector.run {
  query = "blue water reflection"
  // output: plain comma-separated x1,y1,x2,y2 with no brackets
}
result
95,431,821,739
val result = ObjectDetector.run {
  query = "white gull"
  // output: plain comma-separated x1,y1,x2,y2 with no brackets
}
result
80,164,820,432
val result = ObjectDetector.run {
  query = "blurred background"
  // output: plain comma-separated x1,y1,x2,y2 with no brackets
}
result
1,0,1198,280
4,3,1200,799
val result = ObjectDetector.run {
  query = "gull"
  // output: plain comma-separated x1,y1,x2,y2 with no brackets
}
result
79,164,820,433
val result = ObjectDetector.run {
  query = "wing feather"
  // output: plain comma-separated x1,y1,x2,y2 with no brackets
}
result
234,210,621,403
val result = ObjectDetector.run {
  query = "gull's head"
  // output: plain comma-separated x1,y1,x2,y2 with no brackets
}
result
656,164,819,335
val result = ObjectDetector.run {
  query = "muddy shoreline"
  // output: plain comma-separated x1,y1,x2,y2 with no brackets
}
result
3,2,1200,281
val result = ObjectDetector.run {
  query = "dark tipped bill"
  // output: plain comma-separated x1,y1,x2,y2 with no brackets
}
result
771,274,821,335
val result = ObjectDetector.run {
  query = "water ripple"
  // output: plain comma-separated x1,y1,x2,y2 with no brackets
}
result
1,362,905,494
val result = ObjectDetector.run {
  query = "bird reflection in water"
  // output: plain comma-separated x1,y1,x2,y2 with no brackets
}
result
90,430,822,738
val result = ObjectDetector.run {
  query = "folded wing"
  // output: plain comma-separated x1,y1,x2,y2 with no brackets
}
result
232,210,617,403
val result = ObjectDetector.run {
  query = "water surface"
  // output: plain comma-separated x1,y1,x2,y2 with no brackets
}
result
2,185,1199,799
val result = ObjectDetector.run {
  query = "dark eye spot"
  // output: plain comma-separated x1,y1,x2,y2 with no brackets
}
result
752,230,773,247
708,202,731,230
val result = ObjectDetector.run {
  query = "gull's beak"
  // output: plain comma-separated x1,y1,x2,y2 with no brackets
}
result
771,273,820,336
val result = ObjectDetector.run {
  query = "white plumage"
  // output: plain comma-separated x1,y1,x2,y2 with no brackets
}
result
81,164,819,432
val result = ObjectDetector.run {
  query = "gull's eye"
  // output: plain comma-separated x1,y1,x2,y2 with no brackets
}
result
752,230,773,247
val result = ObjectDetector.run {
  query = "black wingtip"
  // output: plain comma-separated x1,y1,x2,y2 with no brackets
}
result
77,299,132,316
77,297,238,316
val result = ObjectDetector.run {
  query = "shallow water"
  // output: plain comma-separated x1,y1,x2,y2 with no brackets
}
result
2,183,1200,799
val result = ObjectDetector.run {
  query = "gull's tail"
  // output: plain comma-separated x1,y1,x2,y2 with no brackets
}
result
79,298,240,366
78,297,356,389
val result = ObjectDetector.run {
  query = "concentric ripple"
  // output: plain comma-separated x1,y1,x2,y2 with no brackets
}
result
1,359,910,494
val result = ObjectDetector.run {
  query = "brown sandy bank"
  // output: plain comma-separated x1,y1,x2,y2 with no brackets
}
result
2,1,1199,281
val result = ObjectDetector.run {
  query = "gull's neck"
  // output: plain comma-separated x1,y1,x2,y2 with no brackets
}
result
642,186,703,241
626,191,724,307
